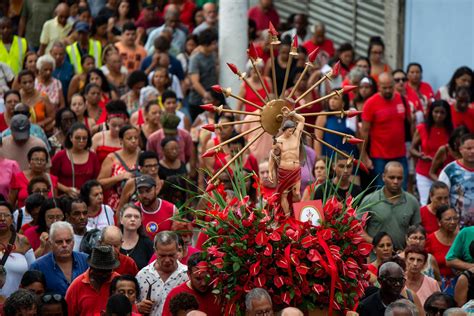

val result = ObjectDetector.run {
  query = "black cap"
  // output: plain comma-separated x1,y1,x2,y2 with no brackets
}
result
136,175,156,189
10,114,30,141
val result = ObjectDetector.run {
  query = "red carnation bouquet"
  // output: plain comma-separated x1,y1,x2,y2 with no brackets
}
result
185,169,372,315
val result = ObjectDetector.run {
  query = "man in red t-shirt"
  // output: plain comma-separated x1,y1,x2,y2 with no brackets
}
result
162,252,222,316
100,226,139,276
248,0,280,32
135,175,176,240
361,72,409,189
302,23,335,61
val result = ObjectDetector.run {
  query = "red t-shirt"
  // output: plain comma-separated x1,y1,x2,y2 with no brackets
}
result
420,205,439,235
248,5,280,31
65,270,120,316
50,150,100,191
362,92,406,159
425,233,454,277
450,105,474,132
115,253,139,276
164,1,195,28
0,113,8,132
137,199,176,240
162,282,222,316
405,82,434,112
302,39,335,59
10,171,58,208
415,124,449,177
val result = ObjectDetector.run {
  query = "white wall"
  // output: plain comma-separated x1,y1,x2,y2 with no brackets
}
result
404,0,474,91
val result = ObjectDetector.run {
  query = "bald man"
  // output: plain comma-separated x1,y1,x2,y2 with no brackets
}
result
38,3,72,56
281,307,304,316
358,161,420,251
360,72,410,189
186,311,207,316
302,22,335,59
193,3,218,35
100,226,139,276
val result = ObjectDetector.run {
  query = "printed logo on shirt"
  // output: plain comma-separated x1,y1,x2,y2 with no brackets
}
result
146,221,159,234
396,103,406,114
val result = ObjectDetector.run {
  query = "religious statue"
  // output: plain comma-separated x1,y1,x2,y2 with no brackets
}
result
268,107,305,216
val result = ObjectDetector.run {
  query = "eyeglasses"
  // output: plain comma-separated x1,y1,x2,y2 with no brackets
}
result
425,306,447,316
0,213,12,219
31,158,46,163
42,294,63,303
74,136,88,141
394,78,407,83
382,277,406,286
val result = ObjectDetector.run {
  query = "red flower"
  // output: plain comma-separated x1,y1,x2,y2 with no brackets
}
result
274,276,285,288
307,249,322,262
357,242,373,256
264,243,273,256
211,258,224,269
281,292,291,305
250,261,261,276
276,256,289,269
296,265,310,275
313,283,325,294
269,231,281,241
207,245,225,258
255,274,267,287
255,231,268,246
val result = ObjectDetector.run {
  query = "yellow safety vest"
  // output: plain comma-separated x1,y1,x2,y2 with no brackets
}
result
0,36,27,75
66,40,102,74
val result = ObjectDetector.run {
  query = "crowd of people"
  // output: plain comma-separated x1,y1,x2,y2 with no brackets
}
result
0,0,473,315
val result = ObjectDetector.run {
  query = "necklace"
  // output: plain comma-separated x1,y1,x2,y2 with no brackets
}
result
121,245,136,257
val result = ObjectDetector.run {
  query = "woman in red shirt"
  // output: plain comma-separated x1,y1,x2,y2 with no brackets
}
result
236,59,272,114
420,181,450,235
425,205,459,295
410,100,453,205
406,62,435,114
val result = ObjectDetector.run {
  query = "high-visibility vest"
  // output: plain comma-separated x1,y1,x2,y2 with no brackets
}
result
0,36,27,75
66,40,102,74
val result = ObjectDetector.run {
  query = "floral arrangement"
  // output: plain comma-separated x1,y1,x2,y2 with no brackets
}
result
186,170,373,316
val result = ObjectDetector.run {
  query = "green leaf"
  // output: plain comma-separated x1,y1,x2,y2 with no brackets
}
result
233,262,240,272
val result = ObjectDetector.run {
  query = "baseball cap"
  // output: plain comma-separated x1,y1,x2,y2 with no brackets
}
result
160,113,180,135
10,114,30,141
136,175,156,189
75,21,90,33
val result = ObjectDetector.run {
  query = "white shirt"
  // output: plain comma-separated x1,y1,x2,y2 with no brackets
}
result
86,204,115,231
73,234,84,252
136,260,188,315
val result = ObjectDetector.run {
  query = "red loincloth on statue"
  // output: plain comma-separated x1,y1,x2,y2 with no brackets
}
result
276,167,301,212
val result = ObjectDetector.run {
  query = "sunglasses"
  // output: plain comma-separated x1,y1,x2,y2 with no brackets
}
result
425,306,446,315
42,294,63,303
394,78,407,83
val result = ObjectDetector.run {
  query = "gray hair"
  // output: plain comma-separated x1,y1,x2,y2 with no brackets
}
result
101,225,123,243
36,54,56,70
245,288,272,311
379,262,403,278
385,299,418,316
349,67,366,83
443,308,468,316
139,86,159,107
154,231,179,249
49,221,74,241
50,40,66,51
3,289,38,315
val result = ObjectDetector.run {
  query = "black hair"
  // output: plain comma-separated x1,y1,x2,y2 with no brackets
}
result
423,292,456,312
20,270,46,288
18,69,35,82
447,66,473,99
78,6,91,15
64,122,92,149
0,201,13,214
138,151,159,167
406,224,426,238
367,36,385,56
85,68,112,94
3,289,38,315
192,6,203,27
425,100,453,135
248,18,257,41
84,83,101,96
169,292,199,316
62,196,87,216
105,99,130,118
40,292,68,315
25,193,46,213
281,34,292,46
118,124,137,139
126,70,148,89
392,68,405,77
91,15,108,36
55,107,78,130
339,42,354,54
36,198,64,234
428,181,449,204
153,35,171,52
435,205,455,221
460,133,474,146
122,21,137,32
187,252,202,271
27,146,49,162
198,28,217,46
106,294,132,315
144,101,160,114
80,180,102,206
372,231,393,247
448,125,470,152
81,54,95,66
27,176,51,195
406,62,423,74
354,56,372,73
229,130,245,148
160,136,179,149
162,90,177,104
109,275,141,298
4,90,21,101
